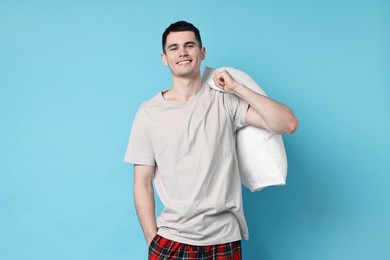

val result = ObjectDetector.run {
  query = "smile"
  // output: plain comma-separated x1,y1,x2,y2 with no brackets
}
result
177,60,192,65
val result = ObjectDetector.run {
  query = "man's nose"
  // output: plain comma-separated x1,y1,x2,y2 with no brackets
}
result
179,47,188,57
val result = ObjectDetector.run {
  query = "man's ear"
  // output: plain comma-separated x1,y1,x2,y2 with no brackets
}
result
161,53,168,66
201,47,206,60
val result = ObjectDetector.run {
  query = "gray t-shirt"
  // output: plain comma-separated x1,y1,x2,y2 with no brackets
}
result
124,84,250,245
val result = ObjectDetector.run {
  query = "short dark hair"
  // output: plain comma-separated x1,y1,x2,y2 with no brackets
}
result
162,21,202,53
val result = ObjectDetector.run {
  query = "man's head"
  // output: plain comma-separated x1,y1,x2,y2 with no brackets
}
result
161,21,206,79
162,21,202,54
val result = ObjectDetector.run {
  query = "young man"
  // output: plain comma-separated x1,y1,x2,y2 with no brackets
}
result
124,21,298,260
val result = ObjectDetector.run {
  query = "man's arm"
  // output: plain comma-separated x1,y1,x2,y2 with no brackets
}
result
133,164,157,247
213,70,298,135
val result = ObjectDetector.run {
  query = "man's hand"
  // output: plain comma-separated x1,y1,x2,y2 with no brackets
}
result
212,70,240,93
146,234,157,248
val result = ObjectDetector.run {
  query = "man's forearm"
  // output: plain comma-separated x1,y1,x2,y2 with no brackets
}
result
133,180,157,246
213,70,298,134
233,83,298,134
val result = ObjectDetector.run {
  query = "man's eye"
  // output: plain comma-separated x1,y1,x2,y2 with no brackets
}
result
187,45,194,48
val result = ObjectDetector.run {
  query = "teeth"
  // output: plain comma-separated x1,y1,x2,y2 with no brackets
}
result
178,60,190,65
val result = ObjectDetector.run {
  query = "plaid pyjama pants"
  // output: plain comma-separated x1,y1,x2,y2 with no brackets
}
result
148,234,242,260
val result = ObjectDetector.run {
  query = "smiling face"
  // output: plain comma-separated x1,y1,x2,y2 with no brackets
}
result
161,31,206,79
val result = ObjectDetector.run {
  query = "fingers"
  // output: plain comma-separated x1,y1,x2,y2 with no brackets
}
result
212,70,240,93
213,70,230,88
213,71,225,89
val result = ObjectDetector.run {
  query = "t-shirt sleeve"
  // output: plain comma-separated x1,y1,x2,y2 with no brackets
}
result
123,109,156,166
223,93,249,131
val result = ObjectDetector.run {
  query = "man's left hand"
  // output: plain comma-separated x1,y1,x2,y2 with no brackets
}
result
213,70,240,93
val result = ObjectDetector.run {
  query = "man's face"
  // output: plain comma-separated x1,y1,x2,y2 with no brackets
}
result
161,31,206,79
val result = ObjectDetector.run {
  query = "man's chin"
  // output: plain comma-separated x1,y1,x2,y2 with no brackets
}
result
171,69,200,79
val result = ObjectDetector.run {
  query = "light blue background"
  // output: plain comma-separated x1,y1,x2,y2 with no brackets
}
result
1,0,389,259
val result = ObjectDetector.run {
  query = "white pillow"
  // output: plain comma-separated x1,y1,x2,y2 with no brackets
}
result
202,66,288,192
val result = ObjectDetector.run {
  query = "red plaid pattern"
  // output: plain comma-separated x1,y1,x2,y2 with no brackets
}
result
148,235,242,260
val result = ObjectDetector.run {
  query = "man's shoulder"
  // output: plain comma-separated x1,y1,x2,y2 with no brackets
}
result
202,83,238,104
138,91,163,111
131,92,161,124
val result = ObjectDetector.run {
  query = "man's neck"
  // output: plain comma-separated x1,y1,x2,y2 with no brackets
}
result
163,74,203,104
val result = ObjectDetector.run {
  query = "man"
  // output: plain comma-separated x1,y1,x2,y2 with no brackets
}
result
124,21,298,259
